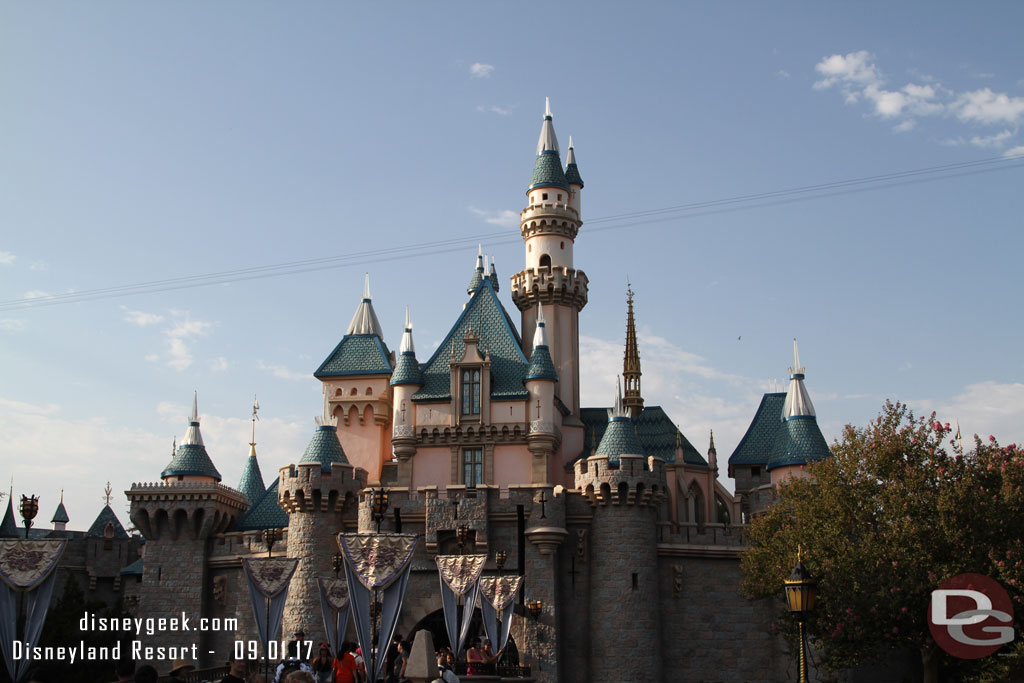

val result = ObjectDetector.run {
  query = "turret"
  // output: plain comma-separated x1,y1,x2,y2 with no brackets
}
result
51,490,69,531
525,304,560,484
468,246,485,295
279,398,366,645
237,396,266,507
511,99,589,416
161,393,221,484
391,306,424,487
564,135,584,214
767,340,832,485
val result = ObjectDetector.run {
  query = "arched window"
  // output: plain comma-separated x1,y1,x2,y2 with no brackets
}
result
715,494,731,525
539,254,551,269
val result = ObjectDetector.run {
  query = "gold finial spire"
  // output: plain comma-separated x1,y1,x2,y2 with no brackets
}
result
623,281,644,418
103,481,112,507
251,394,260,446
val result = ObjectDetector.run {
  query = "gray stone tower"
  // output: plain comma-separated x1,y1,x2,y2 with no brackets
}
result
574,383,665,683
127,394,248,663
278,403,365,643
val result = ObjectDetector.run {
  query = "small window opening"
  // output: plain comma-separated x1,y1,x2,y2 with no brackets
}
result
632,573,639,590
542,193,548,200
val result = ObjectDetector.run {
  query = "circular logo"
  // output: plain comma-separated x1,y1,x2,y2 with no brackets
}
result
928,573,1015,659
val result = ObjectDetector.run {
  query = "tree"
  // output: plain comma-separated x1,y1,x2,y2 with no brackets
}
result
741,401,1024,682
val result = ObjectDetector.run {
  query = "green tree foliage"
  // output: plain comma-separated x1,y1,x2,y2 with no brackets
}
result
741,401,1024,681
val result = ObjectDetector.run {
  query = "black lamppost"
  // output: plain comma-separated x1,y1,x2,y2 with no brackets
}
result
526,600,542,620
784,549,817,683
20,495,39,539
262,528,281,677
333,553,343,579
370,488,389,533
493,550,508,670
456,524,469,555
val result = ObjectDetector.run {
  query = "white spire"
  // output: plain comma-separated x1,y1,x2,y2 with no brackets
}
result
476,244,484,270
536,98,560,155
489,258,496,275
346,273,386,338
782,338,816,419
566,135,577,165
482,254,489,272
608,376,629,420
400,305,416,354
533,303,548,348
315,390,337,428
181,391,204,446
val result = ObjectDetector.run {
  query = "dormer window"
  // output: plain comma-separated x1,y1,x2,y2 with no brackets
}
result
461,368,481,416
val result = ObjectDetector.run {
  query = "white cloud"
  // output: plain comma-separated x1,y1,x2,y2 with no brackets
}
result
23,290,51,299
1004,145,1024,158
775,70,791,79
153,313,216,371
469,63,494,79
893,119,917,133
468,206,519,227
0,319,25,332
913,381,1024,447
970,129,1013,148
258,360,311,382
29,260,47,271
0,397,60,415
167,338,193,370
0,251,14,265
209,357,229,372
476,104,513,116
122,308,165,327
954,88,1024,124
814,50,880,90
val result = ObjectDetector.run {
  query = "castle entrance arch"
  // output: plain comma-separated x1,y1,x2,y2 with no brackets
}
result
406,608,520,667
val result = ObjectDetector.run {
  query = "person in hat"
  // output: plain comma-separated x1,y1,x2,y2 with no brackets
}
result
169,658,195,680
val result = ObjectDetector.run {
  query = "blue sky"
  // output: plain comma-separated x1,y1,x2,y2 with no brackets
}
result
2,2,1023,528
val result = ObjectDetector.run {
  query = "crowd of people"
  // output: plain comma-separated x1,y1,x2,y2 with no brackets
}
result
104,630,498,683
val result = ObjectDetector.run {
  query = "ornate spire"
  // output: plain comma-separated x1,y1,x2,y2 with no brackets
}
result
533,303,549,348
536,97,559,155
782,339,816,419
161,392,222,481
182,391,204,447
623,283,644,418
392,306,424,386
564,135,584,187
400,305,415,354
526,304,557,381
467,245,486,294
346,273,386,337
238,395,266,506
530,99,569,191
708,430,718,473
594,377,644,466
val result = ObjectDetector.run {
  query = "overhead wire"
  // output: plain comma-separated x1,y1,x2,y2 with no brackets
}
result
2,154,1021,311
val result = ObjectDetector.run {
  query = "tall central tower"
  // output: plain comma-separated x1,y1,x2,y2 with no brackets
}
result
511,99,589,418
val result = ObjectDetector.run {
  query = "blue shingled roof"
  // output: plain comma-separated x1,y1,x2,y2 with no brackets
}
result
0,498,17,537
238,477,288,530
529,151,570,191
391,351,424,386
468,268,485,293
51,500,69,524
728,393,787,470
574,406,706,467
526,345,558,381
564,162,583,187
87,505,129,539
594,417,644,465
237,455,266,507
315,334,393,378
120,557,143,576
162,439,222,481
301,425,349,472
412,279,529,402
766,416,832,471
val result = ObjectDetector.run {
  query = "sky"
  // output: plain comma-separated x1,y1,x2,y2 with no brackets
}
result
2,2,1023,531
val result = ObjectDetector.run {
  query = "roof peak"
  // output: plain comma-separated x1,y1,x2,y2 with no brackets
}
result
533,303,548,348
400,305,416,354
536,98,560,156
782,339,816,419
346,273,385,338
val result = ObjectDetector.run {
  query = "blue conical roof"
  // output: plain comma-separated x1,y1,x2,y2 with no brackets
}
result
161,394,222,481
238,445,266,506
300,425,349,473
593,381,644,466
526,345,558,381
0,496,17,537
391,307,424,386
51,498,69,524
564,136,583,187
528,100,569,191
87,505,129,539
766,341,831,471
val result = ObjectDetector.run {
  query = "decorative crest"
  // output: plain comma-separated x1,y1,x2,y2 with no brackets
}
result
316,391,337,428
103,482,112,507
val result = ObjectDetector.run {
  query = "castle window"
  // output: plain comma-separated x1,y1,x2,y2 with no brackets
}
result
461,368,481,416
560,241,564,249
539,254,551,269
463,448,483,488
542,192,548,200
557,193,562,201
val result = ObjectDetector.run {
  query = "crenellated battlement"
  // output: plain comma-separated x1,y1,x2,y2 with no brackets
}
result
574,454,666,507
278,461,365,514
519,203,580,239
510,266,589,311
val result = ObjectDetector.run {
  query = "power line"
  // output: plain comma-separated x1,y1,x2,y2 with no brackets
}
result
2,154,1021,311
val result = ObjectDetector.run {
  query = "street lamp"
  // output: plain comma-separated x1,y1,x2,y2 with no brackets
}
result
20,495,39,539
456,524,470,555
784,549,817,683
261,528,281,678
493,550,508,670
370,488,389,533
526,600,542,620
333,553,343,579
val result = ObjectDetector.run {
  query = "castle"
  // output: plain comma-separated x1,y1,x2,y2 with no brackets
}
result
18,101,835,682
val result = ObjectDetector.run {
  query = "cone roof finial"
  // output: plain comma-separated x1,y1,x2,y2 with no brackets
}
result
346,273,385,337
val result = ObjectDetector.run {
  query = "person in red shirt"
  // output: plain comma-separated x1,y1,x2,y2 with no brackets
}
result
334,641,359,683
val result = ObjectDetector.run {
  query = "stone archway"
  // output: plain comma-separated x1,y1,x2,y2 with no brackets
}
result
405,608,520,667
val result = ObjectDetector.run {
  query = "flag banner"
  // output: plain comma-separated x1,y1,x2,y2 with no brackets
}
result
339,533,418,590
0,540,67,681
318,577,351,654
242,557,299,652
435,554,487,596
478,576,521,656
339,533,418,683
436,555,487,659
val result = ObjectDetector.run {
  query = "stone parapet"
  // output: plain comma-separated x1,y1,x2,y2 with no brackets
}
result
510,267,589,312
574,454,666,507
519,202,580,239
278,461,365,514
127,481,248,541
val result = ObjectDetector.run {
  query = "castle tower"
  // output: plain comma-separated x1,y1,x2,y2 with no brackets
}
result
51,490,69,531
127,394,248,667
766,340,832,485
525,304,560,483
622,284,644,418
511,99,588,417
391,306,424,487
279,398,365,644
574,380,665,683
